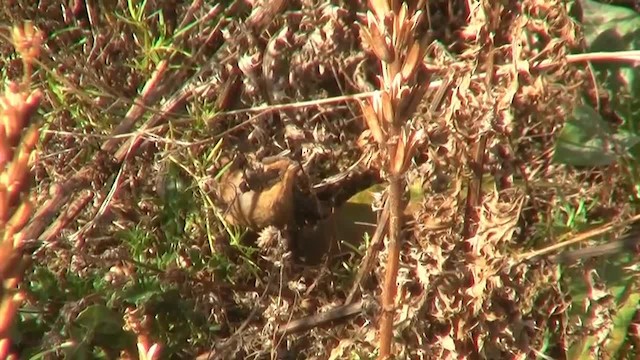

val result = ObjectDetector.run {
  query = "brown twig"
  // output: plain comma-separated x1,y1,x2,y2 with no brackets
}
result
276,301,364,337
346,200,390,305
461,134,487,239
519,213,640,262
379,174,403,356
550,232,640,264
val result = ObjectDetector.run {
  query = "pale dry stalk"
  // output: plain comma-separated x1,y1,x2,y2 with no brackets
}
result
359,1,431,358
0,22,43,359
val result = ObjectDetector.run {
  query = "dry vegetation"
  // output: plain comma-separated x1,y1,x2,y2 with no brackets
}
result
1,0,640,359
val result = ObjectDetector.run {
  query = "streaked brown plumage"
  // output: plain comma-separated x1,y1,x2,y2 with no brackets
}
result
214,156,382,264
218,158,299,230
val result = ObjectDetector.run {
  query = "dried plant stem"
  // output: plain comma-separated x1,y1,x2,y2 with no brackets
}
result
357,1,431,357
379,174,403,357
519,213,640,262
0,22,43,358
462,135,487,239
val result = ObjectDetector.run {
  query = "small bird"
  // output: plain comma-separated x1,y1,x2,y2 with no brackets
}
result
217,158,300,231
214,155,382,264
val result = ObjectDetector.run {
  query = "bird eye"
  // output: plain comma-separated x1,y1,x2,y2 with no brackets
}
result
239,180,250,193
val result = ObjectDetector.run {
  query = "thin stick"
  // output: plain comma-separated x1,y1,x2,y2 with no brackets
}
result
346,200,390,304
519,213,640,261
276,301,364,336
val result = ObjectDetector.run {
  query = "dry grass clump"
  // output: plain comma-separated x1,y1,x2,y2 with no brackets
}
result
386,1,631,358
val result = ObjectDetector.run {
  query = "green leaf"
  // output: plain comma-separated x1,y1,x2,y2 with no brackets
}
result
582,0,640,51
121,281,164,305
582,1,640,133
554,105,640,166
71,304,135,355
74,304,124,336
605,284,640,357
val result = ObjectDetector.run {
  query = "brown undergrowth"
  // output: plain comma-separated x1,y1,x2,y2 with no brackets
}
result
1,0,639,359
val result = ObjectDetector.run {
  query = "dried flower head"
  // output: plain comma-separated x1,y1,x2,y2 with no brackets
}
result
11,22,43,65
